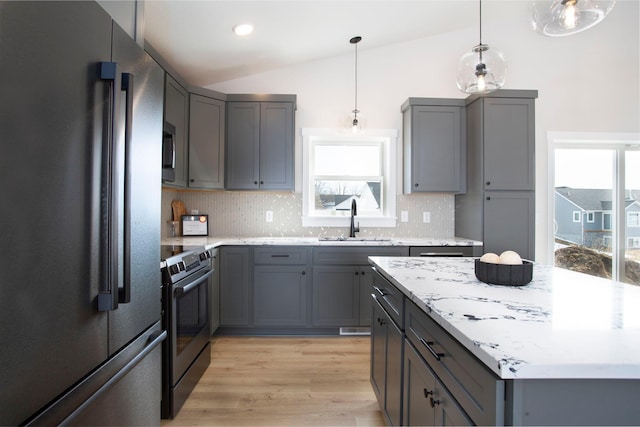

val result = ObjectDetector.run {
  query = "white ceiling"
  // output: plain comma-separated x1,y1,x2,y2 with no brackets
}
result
143,0,514,87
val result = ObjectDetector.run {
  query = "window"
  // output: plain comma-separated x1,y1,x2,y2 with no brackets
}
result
573,211,581,222
551,132,640,286
603,212,612,230
302,128,397,227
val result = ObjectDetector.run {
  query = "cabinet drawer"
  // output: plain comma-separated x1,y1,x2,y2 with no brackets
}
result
253,247,309,265
371,269,404,329
405,302,504,426
313,246,408,265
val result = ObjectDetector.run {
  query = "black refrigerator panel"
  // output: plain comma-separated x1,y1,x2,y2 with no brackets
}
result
108,14,164,355
0,2,163,426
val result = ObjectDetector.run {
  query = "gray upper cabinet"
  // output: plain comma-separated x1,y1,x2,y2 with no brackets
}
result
225,95,296,191
188,94,225,189
163,74,189,188
402,98,466,194
483,97,535,191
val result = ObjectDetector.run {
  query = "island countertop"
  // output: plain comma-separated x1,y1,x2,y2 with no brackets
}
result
368,256,640,380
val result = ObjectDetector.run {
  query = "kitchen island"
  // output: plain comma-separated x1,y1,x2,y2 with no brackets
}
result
368,256,640,426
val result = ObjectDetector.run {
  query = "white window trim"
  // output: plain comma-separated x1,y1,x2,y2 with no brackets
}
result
301,128,397,228
586,211,595,223
573,211,581,222
628,211,640,227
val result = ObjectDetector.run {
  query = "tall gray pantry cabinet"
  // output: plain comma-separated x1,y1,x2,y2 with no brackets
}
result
0,1,165,425
455,90,537,260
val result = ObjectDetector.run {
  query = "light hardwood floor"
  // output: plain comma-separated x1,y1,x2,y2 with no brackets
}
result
162,335,385,427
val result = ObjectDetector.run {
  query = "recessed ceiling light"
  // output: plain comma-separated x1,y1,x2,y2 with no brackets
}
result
233,23,254,36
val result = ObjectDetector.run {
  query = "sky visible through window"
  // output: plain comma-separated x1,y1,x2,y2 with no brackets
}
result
555,149,640,189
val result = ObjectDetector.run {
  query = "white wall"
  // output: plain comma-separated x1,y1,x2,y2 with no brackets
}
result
207,1,640,264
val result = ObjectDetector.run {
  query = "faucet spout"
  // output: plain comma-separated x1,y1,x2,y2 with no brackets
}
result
349,199,359,238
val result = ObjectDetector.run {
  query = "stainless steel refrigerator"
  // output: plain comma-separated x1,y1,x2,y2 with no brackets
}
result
0,2,165,425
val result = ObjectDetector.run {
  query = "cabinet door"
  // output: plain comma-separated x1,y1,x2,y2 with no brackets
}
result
259,102,294,190
408,106,465,193
164,74,189,187
484,191,535,260
312,266,360,326
404,341,437,426
210,249,220,334
359,268,373,326
226,102,260,189
386,317,403,427
189,94,225,189
404,341,472,426
370,297,388,410
253,266,307,326
220,247,250,326
483,98,535,191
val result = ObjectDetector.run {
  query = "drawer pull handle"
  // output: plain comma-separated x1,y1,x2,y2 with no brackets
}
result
430,397,440,408
271,254,290,258
419,337,444,361
373,286,387,296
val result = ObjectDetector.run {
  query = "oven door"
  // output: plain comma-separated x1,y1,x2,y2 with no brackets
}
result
171,267,212,383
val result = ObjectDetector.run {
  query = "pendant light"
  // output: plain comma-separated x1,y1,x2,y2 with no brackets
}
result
349,36,363,133
456,0,506,95
532,0,616,37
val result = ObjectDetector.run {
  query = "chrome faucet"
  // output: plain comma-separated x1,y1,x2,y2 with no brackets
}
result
349,199,359,238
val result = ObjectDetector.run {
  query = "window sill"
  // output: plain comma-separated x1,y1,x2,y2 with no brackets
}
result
302,216,396,228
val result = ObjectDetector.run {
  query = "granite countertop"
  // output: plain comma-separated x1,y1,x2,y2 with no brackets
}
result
368,256,640,380
161,236,483,248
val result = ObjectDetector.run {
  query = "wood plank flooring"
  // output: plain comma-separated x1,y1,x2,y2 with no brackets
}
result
162,336,385,426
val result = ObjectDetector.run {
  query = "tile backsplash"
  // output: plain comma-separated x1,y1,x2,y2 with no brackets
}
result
162,189,454,239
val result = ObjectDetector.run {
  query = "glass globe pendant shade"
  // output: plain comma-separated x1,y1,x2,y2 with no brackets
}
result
532,0,616,37
456,44,506,94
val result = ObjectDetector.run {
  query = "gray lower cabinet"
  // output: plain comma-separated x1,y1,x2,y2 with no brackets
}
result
402,98,466,194
484,191,535,260
253,247,309,327
371,295,403,426
188,94,225,189
403,340,472,426
219,246,250,326
209,248,220,334
372,268,504,426
312,246,409,328
163,74,189,188
225,95,296,190
312,266,361,326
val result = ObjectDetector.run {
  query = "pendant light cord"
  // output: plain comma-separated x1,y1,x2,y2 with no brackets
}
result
354,38,358,116
479,0,483,46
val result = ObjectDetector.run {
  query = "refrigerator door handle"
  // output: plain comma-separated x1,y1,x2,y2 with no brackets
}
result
119,72,134,305
98,61,119,312
57,329,167,426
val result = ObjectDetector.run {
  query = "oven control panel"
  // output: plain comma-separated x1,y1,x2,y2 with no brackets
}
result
162,247,211,284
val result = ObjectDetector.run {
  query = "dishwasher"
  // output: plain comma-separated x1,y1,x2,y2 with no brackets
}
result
409,246,482,257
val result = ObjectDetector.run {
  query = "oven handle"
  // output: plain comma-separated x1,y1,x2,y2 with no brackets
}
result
173,269,213,296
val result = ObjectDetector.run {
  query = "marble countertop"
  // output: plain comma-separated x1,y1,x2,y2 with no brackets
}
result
161,236,482,248
368,256,640,380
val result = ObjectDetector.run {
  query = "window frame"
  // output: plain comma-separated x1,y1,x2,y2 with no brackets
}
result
573,211,581,222
586,211,595,223
301,128,397,228
628,211,640,227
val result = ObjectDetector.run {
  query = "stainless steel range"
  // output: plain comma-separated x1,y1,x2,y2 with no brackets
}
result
160,246,214,419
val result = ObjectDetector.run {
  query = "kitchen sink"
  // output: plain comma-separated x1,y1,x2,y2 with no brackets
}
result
318,237,392,242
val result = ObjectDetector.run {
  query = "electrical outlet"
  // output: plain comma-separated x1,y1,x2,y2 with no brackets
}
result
266,211,273,222
400,211,409,222
423,211,431,223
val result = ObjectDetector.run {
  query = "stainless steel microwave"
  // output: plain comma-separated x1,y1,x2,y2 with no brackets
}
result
162,121,176,182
